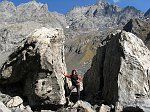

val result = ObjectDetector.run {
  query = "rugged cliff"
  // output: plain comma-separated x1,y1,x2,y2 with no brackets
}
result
0,27,68,111
84,30,150,111
123,18,150,49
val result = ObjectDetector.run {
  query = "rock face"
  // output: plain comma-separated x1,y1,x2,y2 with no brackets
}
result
83,46,105,97
6,96,23,108
84,30,150,110
99,104,110,112
144,8,150,18
0,101,11,112
0,0,67,71
123,18,150,49
73,100,95,112
0,27,67,109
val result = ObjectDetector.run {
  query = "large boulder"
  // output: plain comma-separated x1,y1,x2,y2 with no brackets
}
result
6,96,23,108
73,100,95,112
0,27,67,109
99,104,110,112
0,101,11,112
83,30,150,111
0,0,67,71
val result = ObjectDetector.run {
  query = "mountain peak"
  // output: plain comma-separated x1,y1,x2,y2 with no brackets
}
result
123,6,140,12
0,0,16,12
0,0,14,5
17,0,48,12
96,0,107,5
23,0,41,5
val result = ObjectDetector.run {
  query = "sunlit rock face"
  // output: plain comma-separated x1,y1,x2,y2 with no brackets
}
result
0,27,67,109
84,30,150,111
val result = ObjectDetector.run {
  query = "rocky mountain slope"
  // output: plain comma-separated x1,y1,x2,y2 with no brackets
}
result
64,0,148,73
66,1,143,31
65,28,117,74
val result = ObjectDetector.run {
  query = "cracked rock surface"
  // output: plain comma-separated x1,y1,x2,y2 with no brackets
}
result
84,30,150,111
0,27,67,110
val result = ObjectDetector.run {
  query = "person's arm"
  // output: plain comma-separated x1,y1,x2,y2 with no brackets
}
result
77,75,82,83
76,75,82,85
78,75,82,81
62,72,71,78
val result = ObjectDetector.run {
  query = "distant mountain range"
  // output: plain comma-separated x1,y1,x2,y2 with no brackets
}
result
0,0,149,30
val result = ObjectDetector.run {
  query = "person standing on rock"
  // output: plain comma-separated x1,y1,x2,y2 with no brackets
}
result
63,69,82,100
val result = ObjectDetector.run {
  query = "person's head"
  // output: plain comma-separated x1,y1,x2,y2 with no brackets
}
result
71,69,77,76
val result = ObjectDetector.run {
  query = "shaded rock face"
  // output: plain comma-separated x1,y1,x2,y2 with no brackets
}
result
0,27,67,109
83,46,105,97
144,8,150,18
123,18,150,49
84,30,150,110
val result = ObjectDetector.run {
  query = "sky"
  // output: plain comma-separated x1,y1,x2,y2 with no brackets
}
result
4,0,150,14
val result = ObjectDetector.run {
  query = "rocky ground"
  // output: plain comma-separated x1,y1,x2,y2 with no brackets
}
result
0,0,150,112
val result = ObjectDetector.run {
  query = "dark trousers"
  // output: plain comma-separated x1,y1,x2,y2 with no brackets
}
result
69,85,80,100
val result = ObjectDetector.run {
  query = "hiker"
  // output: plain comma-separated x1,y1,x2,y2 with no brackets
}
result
63,69,82,100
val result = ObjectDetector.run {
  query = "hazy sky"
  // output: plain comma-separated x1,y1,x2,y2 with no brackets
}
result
7,0,150,14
